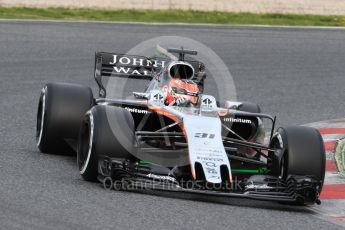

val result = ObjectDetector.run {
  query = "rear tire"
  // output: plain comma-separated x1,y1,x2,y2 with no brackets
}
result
36,83,94,154
77,105,136,182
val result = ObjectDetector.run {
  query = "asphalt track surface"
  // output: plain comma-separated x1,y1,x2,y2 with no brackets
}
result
0,21,345,230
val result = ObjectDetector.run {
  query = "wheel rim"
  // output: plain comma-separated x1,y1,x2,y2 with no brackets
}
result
36,87,47,146
79,111,94,174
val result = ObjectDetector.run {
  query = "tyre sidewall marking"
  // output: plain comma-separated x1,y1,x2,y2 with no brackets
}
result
80,111,94,174
36,86,47,147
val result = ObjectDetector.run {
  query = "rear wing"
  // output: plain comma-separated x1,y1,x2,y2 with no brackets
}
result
94,52,167,97
94,52,206,97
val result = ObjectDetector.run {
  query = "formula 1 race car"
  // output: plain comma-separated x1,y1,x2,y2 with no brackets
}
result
36,48,326,205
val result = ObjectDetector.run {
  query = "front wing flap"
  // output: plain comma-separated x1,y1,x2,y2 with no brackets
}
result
98,158,322,205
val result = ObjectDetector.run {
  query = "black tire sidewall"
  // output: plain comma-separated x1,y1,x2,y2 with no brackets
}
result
36,83,93,154
77,105,136,181
278,126,326,188
78,110,98,181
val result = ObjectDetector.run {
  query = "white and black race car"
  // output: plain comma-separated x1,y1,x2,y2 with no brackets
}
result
36,48,326,205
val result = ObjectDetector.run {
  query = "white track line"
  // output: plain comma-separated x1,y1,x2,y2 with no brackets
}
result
1,18,345,30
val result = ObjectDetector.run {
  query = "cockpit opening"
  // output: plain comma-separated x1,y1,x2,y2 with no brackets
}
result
169,63,194,80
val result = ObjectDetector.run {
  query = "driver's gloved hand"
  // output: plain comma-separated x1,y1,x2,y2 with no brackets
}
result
174,97,190,106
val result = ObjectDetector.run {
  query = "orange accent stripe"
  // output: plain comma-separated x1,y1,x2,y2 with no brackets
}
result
147,105,179,123
148,105,195,179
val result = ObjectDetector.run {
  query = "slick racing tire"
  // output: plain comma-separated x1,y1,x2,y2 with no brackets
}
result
276,126,326,193
237,102,261,113
36,83,94,154
77,105,136,182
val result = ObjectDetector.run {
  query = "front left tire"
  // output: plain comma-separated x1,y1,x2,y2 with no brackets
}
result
270,126,326,205
77,105,136,181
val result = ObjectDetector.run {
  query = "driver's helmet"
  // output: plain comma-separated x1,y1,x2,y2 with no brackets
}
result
165,78,200,105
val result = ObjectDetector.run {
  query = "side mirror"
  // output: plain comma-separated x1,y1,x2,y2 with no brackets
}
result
133,92,150,99
225,101,243,109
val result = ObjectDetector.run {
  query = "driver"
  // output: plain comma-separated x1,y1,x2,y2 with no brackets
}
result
164,78,200,106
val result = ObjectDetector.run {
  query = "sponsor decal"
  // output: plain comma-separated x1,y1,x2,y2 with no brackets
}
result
151,91,165,104
200,96,217,109
194,148,223,156
202,98,212,107
153,93,164,101
245,183,273,190
196,157,224,162
146,173,176,183
223,117,252,124
109,55,166,76
194,133,215,139
109,55,166,68
125,107,148,114
113,66,150,76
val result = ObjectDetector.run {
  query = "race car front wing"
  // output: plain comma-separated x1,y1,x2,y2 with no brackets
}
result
97,157,322,205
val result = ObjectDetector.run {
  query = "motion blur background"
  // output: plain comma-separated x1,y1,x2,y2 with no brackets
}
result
1,0,345,15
